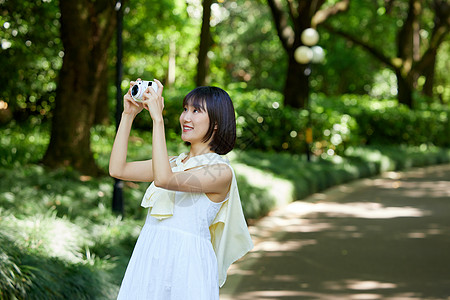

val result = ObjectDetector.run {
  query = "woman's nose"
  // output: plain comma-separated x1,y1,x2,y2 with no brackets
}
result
183,112,192,122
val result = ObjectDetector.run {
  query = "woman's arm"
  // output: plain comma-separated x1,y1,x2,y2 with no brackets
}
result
109,112,157,182
109,80,161,182
145,80,232,195
133,79,169,186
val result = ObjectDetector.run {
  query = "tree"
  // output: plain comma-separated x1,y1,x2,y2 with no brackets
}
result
267,0,350,108
324,0,449,108
42,0,117,175
196,0,214,86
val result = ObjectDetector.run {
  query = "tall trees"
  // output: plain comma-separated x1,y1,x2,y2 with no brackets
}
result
267,0,350,108
324,0,449,108
42,0,117,175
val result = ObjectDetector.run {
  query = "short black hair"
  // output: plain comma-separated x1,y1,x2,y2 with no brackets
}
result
182,86,236,155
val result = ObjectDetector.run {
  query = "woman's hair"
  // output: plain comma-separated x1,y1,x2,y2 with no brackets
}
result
182,86,236,155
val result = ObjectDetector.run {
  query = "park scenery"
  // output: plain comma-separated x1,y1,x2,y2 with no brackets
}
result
0,0,449,299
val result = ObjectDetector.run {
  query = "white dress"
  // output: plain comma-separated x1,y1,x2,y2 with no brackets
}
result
117,187,228,300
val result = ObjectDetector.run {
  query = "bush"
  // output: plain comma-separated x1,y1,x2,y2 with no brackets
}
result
233,145,450,203
314,94,450,148
156,88,449,156
226,91,448,155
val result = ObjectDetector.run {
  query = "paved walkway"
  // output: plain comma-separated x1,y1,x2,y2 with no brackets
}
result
220,164,450,300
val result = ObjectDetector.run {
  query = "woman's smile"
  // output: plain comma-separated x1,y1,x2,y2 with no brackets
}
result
183,125,194,132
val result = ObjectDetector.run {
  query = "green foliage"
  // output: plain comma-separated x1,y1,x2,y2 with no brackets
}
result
199,90,447,155
0,214,119,300
1,121,449,298
0,0,61,121
0,119,49,167
2,0,448,127
314,0,394,95
434,41,450,103
322,0,450,102
234,173,275,220
211,0,287,91
316,29,384,95
120,0,200,89
313,95,450,149
0,232,34,299
0,156,144,298
231,89,308,152
234,146,450,201
147,88,448,157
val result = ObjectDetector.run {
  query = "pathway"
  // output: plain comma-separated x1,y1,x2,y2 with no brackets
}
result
220,164,450,300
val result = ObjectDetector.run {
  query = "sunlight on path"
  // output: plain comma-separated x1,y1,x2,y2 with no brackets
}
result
220,164,450,300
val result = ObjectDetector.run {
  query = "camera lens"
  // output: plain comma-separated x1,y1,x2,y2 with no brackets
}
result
131,85,139,96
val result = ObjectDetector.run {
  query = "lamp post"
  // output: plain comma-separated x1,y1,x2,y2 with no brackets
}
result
294,28,325,161
112,0,124,216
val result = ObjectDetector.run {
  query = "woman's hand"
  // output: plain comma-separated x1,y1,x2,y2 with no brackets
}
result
142,79,164,123
123,80,144,116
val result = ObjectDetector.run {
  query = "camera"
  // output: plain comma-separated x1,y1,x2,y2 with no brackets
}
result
131,80,158,101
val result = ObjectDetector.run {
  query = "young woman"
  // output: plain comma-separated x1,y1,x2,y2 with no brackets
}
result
110,79,253,300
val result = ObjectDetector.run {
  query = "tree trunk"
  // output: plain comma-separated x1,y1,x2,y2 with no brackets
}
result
267,0,349,108
284,54,309,108
196,0,213,87
94,69,111,125
422,49,436,98
42,0,116,176
396,70,414,108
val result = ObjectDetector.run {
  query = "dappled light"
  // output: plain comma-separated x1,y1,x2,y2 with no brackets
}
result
345,280,397,291
221,164,450,300
254,239,317,252
286,201,428,219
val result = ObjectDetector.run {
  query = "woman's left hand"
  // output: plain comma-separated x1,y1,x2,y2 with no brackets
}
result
142,79,164,122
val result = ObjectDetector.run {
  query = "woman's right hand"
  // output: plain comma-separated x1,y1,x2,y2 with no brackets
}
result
123,80,144,116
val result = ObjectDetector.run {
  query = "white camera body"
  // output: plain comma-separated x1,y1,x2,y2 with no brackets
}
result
131,80,158,102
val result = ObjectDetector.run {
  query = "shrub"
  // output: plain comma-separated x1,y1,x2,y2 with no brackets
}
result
313,94,450,148
226,91,448,155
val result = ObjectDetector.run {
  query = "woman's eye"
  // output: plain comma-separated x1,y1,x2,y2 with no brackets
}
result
193,109,198,113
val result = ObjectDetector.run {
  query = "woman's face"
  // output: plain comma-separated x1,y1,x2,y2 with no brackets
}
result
179,102,211,145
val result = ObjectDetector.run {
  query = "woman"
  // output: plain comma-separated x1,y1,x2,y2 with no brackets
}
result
110,79,253,299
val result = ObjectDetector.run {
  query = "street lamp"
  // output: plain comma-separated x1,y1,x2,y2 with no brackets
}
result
294,28,325,161
113,0,124,216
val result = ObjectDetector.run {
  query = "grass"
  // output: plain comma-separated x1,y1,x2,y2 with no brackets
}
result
1,122,449,299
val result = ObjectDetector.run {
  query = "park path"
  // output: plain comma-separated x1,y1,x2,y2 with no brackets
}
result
220,164,450,300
